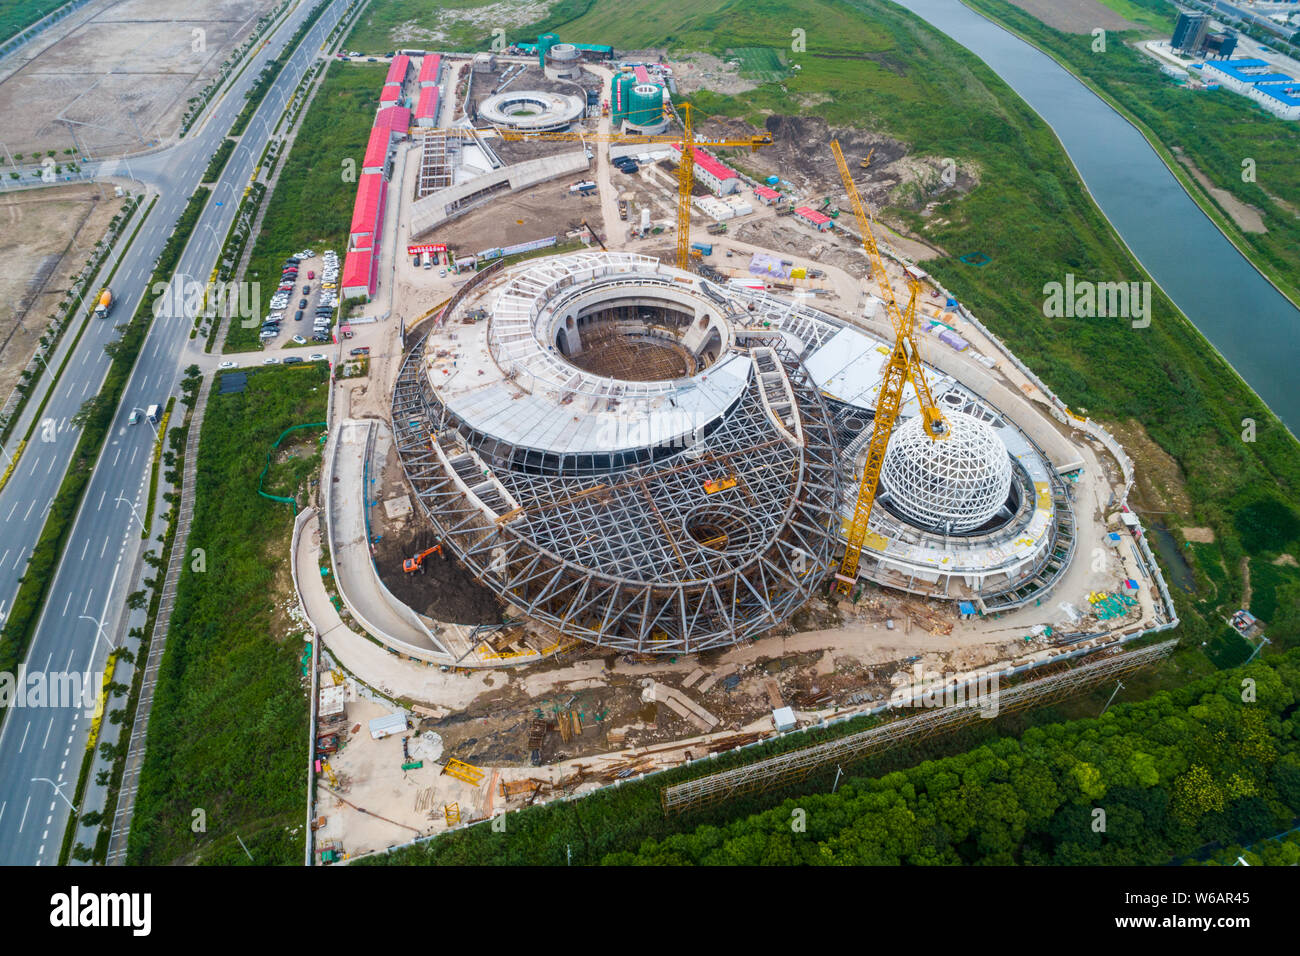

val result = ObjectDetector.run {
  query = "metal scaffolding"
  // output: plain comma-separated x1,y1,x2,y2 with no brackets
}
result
660,638,1179,815
393,333,842,654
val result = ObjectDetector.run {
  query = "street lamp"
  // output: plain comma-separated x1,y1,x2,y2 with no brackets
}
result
31,778,75,811
130,408,160,442
78,614,116,660
114,495,146,533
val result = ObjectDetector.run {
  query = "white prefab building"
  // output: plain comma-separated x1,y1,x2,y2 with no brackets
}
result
368,712,407,739
1196,58,1300,120
671,144,740,195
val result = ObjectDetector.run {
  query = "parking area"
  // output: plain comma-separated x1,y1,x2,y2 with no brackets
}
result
258,247,340,353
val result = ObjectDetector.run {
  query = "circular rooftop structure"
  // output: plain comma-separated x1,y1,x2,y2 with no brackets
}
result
878,411,1013,534
392,252,842,654
478,90,585,132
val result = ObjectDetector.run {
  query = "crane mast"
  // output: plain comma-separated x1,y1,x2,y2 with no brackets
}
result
830,139,948,594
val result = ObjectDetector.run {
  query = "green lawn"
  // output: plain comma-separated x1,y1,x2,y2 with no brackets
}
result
225,62,385,352
126,365,328,866
0,0,64,44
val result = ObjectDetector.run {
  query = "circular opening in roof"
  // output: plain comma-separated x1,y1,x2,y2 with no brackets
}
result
554,296,722,382
683,504,753,555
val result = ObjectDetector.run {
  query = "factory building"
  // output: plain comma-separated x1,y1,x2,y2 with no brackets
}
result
1196,58,1300,120
670,144,740,195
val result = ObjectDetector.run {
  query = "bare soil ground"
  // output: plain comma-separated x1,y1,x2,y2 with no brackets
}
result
0,0,277,156
0,185,124,403
1107,418,1194,522
1005,0,1142,34
670,52,761,97
434,175,589,252
368,437,502,626
1174,149,1267,234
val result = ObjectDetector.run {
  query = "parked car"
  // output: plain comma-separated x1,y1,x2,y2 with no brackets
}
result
295,310,304,321
219,360,236,369
263,357,279,364
309,353,327,362
350,347,370,356
283,356,304,365
308,271,315,280
292,335,306,344
298,298,308,308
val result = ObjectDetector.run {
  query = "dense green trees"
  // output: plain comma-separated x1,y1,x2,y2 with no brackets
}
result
602,653,1300,865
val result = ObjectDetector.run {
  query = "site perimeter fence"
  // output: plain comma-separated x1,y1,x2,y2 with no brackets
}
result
258,421,327,508
660,638,1179,816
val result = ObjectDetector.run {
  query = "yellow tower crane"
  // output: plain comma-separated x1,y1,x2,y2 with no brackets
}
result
425,103,771,270
830,139,949,594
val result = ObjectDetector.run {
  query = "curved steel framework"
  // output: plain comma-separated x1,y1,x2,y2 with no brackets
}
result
392,335,842,654
878,411,1013,534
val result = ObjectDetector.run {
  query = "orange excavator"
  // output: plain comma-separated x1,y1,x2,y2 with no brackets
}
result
403,544,442,573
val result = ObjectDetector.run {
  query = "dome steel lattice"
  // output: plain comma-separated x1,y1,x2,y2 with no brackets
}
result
878,410,1012,533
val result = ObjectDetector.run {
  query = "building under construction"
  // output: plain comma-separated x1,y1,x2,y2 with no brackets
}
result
391,252,1076,655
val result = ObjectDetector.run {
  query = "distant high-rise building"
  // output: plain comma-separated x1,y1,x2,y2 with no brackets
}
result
1172,12,1210,53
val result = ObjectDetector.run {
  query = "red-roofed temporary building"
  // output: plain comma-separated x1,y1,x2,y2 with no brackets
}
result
385,54,410,87
363,125,394,174
379,85,401,105
375,105,410,132
350,173,386,243
753,185,780,203
415,86,440,127
794,206,833,231
419,53,442,87
671,144,740,196
341,246,375,299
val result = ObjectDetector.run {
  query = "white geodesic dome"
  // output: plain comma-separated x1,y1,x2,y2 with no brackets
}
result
879,410,1012,533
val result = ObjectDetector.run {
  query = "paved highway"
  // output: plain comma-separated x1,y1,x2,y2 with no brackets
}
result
0,0,353,865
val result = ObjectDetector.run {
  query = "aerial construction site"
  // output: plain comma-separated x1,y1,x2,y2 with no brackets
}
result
296,37,1180,861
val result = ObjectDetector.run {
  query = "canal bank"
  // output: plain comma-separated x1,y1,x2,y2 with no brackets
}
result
894,0,1300,436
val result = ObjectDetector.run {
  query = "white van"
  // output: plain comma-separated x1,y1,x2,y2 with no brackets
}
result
422,252,432,270
145,404,160,424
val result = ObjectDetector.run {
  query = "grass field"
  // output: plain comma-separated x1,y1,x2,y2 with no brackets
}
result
1095,0,1174,31
0,0,64,44
729,46,787,83
344,0,549,53
126,364,328,866
225,62,385,352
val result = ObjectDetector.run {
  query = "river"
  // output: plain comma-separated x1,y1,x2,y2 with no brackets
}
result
894,0,1300,434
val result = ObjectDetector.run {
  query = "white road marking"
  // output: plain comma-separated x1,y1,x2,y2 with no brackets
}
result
17,721,29,755
18,795,29,833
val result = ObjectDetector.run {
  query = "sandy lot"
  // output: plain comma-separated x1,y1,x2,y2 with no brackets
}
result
0,0,278,156
1005,0,1142,34
0,184,126,403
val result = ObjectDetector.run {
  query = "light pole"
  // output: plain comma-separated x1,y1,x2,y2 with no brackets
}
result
78,614,116,660
130,408,160,443
31,777,76,811
115,495,146,532
1244,636,1271,665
